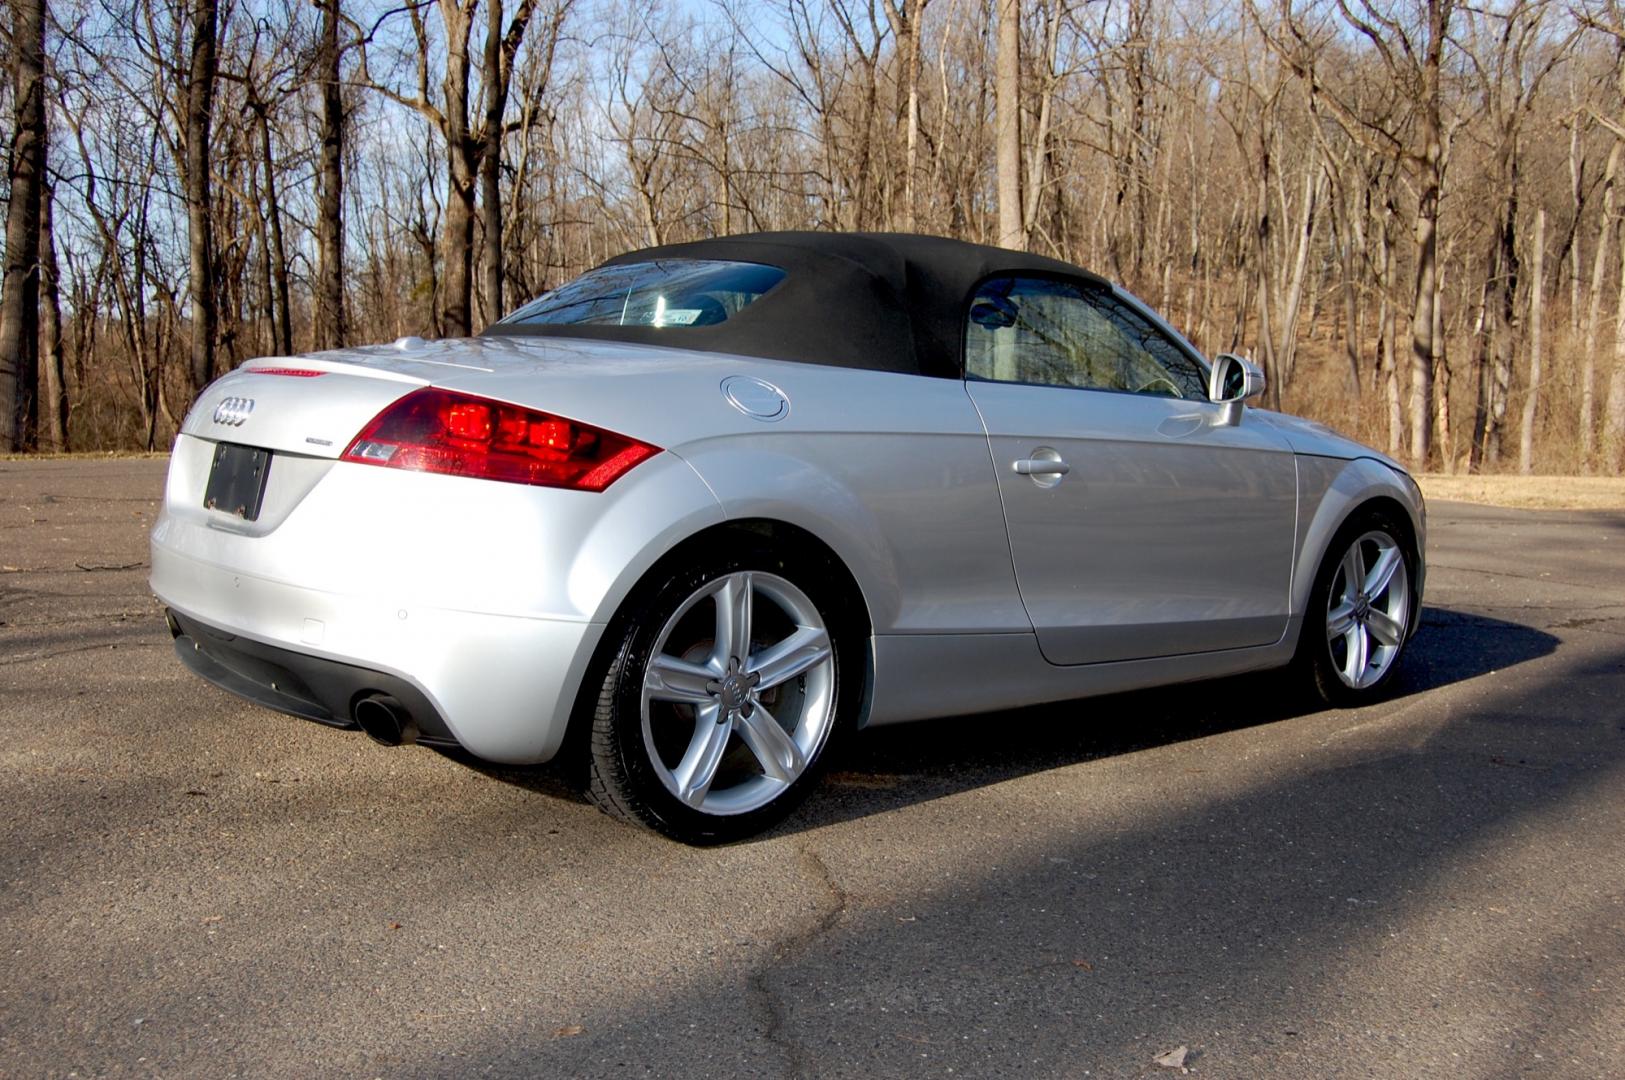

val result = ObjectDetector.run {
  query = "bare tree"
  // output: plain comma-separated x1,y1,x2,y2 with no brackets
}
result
0,0,48,450
8,0,1617,469
995,0,1022,248
184,0,219,391
1271,0,1458,467
358,0,551,335
1519,207,1545,473
38,180,68,451
314,0,347,349
1462,1,1573,471
883,0,929,230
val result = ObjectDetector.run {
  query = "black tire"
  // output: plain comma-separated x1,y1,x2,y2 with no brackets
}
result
585,538,863,844
1296,508,1418,707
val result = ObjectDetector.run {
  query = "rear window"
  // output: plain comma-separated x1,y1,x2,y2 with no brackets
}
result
499,259,786,329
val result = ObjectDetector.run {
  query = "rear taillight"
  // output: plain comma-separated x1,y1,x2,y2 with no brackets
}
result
341,388,659,491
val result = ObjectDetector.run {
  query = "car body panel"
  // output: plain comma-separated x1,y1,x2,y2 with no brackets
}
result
866,629,1299,726
1286,452,1427,631
672,365,1029,637
180,361,424,459
966,380,1298,664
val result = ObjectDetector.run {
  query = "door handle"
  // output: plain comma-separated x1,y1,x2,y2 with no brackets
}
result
1013,457,1071,476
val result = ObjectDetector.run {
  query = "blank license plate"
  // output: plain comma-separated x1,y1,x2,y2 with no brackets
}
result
204,443,272,521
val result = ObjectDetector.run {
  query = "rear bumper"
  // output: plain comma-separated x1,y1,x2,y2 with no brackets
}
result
166,608,460,745
152,540,606,764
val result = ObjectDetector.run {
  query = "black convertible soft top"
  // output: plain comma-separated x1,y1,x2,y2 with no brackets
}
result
484,231,1109,379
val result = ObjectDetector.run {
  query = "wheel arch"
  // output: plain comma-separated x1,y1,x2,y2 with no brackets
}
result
559,516,877,771
1292,456,1426,636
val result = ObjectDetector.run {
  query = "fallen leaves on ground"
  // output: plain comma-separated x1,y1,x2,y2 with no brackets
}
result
1153,1045,1188,1069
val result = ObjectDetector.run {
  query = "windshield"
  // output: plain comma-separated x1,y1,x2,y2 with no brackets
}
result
499,259,786,329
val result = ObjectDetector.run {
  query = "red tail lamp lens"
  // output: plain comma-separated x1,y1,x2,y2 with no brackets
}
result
341,388,660,491
446,402,494,440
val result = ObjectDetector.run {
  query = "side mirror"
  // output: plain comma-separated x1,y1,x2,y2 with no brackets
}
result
969,296,1018,329
1208,353,1266,427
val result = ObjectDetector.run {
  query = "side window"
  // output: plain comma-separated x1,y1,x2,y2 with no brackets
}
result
965,276,1207,398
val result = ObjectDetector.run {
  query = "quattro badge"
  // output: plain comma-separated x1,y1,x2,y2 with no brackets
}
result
212,397,256,427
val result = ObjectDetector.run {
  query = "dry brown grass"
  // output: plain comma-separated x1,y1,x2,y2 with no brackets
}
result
1417,474,1625,510
0,451,169,462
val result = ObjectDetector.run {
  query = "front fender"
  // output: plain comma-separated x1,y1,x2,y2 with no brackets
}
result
1293,455,1427,625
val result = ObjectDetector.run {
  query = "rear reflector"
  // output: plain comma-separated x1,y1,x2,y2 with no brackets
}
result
341,388,659,491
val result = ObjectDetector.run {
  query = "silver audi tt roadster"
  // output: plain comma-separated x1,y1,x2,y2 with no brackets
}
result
152,232,1425,843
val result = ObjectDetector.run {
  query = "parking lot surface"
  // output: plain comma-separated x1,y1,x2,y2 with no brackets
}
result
2,457,1622,1078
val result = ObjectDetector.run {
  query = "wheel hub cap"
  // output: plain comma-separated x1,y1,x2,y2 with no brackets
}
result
707,658,760,715
1325,530,1411,691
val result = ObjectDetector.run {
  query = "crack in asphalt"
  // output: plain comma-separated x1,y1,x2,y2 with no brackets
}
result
0,610,161,628
749,843,849,1079
0,640,167,667
1422,605,1625,634
1428,560,1624,590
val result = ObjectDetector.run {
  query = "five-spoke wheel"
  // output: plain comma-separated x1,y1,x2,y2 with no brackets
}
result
639,571,836,815
587,544,857,844
1300,513,1416,705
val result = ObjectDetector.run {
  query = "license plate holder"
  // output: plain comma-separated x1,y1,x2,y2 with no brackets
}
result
204,442,272,521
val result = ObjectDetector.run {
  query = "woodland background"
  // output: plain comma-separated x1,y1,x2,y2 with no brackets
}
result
1,0,1623,474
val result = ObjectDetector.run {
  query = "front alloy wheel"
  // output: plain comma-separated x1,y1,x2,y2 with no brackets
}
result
1301,512,1416,705
587,545,858,843
1324,530,1411,690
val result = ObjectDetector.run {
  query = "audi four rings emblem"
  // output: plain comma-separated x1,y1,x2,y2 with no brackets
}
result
212,397,255,426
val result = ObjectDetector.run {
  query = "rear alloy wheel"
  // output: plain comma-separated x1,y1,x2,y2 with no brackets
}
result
1301,514,1415,706
587,547,857,843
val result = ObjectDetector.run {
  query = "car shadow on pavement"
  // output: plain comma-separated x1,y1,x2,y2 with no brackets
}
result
464,606,1556,827
389,606,1616,1080
778,605,1558,835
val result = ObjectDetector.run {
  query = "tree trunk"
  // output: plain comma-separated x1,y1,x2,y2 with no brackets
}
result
1470,151,1523,474
476,0,541,327
185,0,218,391
38,179,67,451
1409,175,1440,467
1432,235,1452,472
1609,237,1625,473
1485,185,1519,466
994,0,1022,250
0,0,46,451
256,105,293,356
1375,205,1404,455
1519,209,1545,475
478,0,506,327
885,0,926,231
1404,0,1451,468
1584,140,1623,470
1275,168,1322,394
1336,186,1362,395
315,0,346,350
1467,258,1494,473
440,1,477,337
1021,4,1061,245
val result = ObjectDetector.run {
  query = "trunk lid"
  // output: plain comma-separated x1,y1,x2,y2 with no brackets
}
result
182,351,430,459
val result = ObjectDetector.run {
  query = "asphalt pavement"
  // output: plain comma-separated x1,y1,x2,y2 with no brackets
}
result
1,457,1622,1078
